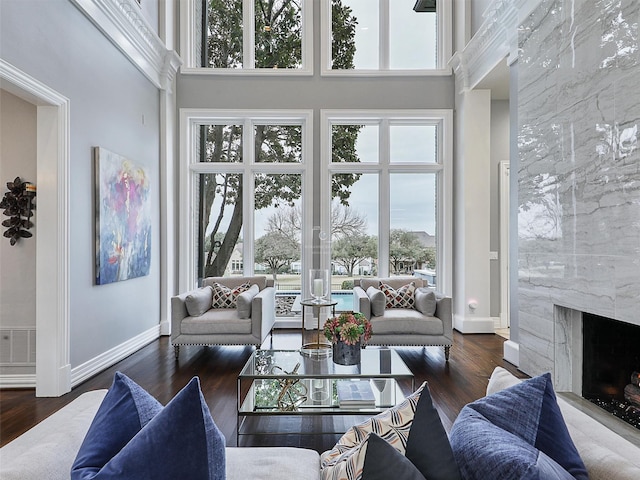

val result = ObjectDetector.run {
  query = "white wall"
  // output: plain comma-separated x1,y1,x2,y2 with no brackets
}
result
0,0,162,371
0,90,37,376
490,99,509,317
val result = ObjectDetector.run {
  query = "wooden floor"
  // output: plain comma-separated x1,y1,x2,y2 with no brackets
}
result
0,330,525,452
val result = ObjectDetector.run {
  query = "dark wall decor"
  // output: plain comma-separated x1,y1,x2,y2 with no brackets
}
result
0,176,36,245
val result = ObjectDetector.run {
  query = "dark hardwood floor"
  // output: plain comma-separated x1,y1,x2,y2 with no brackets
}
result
0,330,525,452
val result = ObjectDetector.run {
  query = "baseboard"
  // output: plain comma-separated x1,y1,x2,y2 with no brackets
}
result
453,314,495,333
0,373,36,389
273,318,301,329
71,325,160,387
503,340,519,366
159,318,171,336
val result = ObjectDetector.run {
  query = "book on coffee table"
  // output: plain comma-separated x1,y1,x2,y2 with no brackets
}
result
337,380,376,408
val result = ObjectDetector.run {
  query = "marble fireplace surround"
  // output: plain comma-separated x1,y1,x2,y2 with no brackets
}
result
553,305,640,445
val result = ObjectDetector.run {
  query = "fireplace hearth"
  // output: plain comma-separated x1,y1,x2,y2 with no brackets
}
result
582,313,640,430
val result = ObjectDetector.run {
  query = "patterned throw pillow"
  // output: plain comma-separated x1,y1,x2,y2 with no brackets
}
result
211,282,251,309
320,382,426,480
380,282,416,309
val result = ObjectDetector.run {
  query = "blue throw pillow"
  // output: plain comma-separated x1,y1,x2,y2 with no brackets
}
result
362,433,426,480
71,371,163,476
450,373,588,480
72,375,225,480
450,407,574,480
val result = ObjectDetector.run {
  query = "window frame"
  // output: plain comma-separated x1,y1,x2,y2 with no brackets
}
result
179,109,314,292
180,0,314,76
320,0,452,76
320,109,453,295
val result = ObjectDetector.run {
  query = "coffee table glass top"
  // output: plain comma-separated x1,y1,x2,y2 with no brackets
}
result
239,348,413,380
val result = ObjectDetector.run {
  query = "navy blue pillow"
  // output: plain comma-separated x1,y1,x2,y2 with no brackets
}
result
362,433,426,480
72,375,225,480
405,382,461,480
71,371,163,477
450,373,587,480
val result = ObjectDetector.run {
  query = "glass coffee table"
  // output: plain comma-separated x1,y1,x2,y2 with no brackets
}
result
237,348,414,444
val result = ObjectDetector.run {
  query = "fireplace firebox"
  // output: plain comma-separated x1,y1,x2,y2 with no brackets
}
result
582,313,640,430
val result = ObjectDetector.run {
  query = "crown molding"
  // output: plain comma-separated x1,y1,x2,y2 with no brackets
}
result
450,0,544,94
70,0,181,90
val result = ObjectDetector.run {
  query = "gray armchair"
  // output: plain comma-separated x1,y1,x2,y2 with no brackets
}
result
171,276,276,359
354,277,453,360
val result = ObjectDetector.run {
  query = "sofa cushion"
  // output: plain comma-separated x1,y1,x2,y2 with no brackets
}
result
182,309,252,335
450,373,588,480
226,447,320,480
321,383,425,479
366,286,385,317
414,288,436,316
380,282,416,309
72,376,225,480
211,281,251,308
71,371,163,476
237,284,260,319
186,286,214,317
359,277,424,291
369,309,444,335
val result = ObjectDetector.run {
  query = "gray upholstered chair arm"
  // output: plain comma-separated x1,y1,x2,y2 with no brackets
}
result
353,286,371,319
170,291,194,340
252,286,276,340
434,294,453,337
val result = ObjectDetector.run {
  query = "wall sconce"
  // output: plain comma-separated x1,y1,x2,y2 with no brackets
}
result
0,177,36,246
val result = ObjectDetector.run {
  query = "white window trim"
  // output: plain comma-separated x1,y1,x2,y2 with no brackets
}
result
179,109,313,292
320,109,452,296
320,0,452,77
180,0,314,76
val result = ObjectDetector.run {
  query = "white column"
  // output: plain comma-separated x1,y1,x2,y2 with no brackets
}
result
453,89,495,333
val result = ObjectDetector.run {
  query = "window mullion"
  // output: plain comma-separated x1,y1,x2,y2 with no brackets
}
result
244,0,255,69
379,0,390,70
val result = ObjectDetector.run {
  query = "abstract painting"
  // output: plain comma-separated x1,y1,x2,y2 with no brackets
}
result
95,147,151,285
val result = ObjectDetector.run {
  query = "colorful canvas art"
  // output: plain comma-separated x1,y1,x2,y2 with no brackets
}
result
95,147,151,285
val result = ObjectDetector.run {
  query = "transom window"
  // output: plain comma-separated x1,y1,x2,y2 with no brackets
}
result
181,0,313,74
321,0,452,75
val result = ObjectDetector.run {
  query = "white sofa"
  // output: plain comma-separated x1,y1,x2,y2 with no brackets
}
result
2,368,639,479
0,389,320,480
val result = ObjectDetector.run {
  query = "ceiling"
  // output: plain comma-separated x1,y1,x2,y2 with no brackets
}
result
475,59,510,100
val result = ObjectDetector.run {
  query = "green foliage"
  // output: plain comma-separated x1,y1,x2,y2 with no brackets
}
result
254,230,300,279
340,279,354,290
389,229,433,274
332,234,377,276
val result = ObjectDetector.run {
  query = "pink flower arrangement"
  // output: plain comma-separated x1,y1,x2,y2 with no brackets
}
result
323,312,372,346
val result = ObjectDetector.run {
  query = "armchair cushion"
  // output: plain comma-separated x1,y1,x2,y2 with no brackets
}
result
185,286,214,317
366,286,385,317
369,309,444,336
380,281,416,309
414,288,437,316
237,284,260,319
211,282,251,309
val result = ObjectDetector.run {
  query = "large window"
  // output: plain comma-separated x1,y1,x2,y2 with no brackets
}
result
181,0,313,74
321,111,452,293
179,110,313,292
321,0,452,75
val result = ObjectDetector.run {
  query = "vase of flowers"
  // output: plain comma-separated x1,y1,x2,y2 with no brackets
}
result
323,312,372,365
